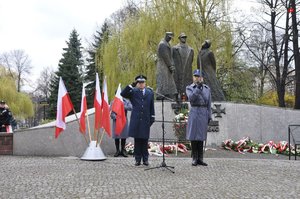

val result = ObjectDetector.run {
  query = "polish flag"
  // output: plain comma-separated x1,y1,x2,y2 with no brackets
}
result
101,76,111,137
111,83,126,135
55,77,74,138
79,84,87,134
94,73,102,131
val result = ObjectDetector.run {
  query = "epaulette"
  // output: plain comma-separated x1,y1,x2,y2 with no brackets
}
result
146,87,153,92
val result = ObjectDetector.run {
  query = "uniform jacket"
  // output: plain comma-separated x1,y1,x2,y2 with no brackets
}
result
0,107,12,126
110,98,132,139
156,38,177,97
121,86,155,139
186,83,212,141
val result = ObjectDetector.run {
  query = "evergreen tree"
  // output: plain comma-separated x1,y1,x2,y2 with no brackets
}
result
48,29,84,118
85,21,110,108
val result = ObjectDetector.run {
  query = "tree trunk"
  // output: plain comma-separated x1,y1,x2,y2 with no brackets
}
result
291,0,300,109
277,83,286,107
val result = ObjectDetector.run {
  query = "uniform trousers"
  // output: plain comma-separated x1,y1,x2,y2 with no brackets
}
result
134,138,149,163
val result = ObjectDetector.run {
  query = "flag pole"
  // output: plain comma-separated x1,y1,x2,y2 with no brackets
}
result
86,112,92,142
93,128,97,141
96,129,101,146
72,108,88,145
97,129,105,146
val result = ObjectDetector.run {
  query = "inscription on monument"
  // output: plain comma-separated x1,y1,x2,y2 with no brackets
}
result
208,120,219,132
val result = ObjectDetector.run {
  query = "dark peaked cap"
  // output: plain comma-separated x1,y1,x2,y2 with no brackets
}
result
193,69,205,77
0,100,5,104
135,75,147,82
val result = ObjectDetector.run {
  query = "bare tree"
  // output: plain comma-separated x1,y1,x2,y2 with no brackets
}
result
241,23,273,98
35,66,54,99
0,49,32,92
241,0,294,107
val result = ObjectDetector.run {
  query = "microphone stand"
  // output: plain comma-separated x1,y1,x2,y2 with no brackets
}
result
145,90,175,173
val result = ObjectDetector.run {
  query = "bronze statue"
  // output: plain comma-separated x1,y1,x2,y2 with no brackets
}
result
172,33,194,100
156,32,178,100
197,40,225,101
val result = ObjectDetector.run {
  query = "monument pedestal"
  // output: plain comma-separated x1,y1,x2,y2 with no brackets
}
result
0,133,13,155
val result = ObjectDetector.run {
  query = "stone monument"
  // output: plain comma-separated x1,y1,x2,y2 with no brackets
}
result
172,33,194,101
197,40,225,101
156,32,178,100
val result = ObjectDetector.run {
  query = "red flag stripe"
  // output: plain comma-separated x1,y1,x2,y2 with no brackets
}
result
111,84,126,135
79,85,87,134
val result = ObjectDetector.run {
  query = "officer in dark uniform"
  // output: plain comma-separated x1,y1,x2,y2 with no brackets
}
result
186,69,212,166
0,100,12,132
121,75,155,166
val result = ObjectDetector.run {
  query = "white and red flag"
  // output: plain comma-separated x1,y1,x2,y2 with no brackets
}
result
101,76,111,137
55,77,74,138
111,83,126,135
79,84,87,134
94,73,102,131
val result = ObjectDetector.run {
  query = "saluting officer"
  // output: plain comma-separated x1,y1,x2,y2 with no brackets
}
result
121,75,155,166
186,69,212,166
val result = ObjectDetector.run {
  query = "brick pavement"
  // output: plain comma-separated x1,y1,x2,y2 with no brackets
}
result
0,152,299,199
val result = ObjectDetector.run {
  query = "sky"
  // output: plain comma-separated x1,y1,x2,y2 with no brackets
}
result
0,0,257,92
0,0,124,91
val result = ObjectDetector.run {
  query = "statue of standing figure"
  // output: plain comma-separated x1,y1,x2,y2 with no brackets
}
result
156,32,178,100
172,33,194,101
197,40,225,101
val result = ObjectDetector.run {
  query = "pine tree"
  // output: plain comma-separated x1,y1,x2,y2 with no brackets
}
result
85,21,110,108
48,29,84,118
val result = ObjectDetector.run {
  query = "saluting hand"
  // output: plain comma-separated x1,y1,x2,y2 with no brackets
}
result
197,82,203,89
131,81,137,87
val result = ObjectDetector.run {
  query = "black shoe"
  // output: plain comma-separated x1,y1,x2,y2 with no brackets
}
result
143,161,149,166
192,159,198,166
120,149,128,157
114,151,120,157
135,161,141,166
198,160,208,166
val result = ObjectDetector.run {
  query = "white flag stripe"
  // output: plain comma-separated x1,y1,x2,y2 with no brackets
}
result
103,76,108,102
115,83,123,101
56,77,68,130
95,73,102,105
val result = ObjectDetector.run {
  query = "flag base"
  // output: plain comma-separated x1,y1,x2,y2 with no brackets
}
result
81,141,107,161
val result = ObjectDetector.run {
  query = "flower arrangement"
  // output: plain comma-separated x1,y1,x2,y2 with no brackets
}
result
173,108,189,141
148,142,188,156
125,142,189,156
125,142,134,155
222,137,299,156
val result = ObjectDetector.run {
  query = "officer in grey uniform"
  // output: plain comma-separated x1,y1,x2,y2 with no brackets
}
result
121,75,155,166
186,69,212,166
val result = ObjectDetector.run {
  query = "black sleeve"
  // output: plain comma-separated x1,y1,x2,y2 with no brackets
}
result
121,85,133,99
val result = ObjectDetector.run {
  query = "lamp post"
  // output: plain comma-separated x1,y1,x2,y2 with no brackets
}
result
39,98,49,121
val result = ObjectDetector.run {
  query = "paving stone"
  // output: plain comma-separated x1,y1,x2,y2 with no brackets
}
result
0,153,299,198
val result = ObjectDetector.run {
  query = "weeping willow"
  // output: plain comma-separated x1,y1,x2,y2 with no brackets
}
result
97,0,234,99
0,66,34,119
